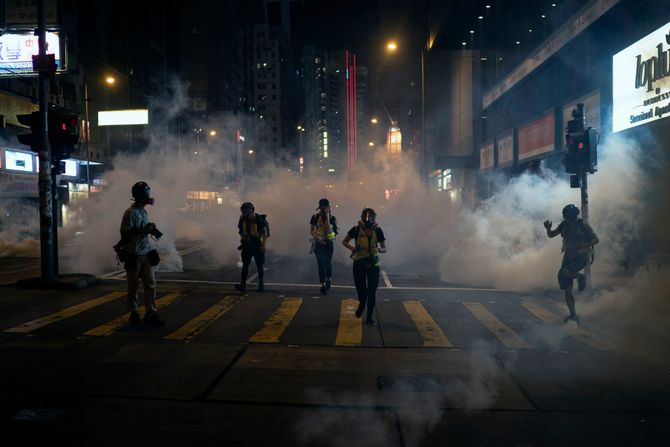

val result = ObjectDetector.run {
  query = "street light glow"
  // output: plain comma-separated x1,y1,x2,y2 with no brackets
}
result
209,130,216,136
386,41,398,51
105,76,116,85
369,142,374,147
248,149,254,154
371,118,378,124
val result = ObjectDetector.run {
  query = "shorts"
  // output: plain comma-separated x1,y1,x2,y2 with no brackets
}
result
557,255,588,290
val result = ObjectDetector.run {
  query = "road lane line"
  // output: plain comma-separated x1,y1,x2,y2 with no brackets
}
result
165,295,242,341
249,298,302,343
403,301,453,347
381,270,393,288
521,301,612,350
463,301,531,349
335,299,362,346
4,291,126,333
83,292,183,336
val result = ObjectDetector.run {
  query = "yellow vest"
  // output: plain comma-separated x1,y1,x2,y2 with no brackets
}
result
354,226,379,266
313,214,336,241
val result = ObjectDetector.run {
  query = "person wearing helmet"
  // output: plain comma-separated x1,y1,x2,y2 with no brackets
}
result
342,208,387,326
119,181,164,326
544,204,599,324
310,198,338,294
235,202,268,292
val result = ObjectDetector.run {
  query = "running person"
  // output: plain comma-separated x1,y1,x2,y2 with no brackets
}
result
310,198,338,294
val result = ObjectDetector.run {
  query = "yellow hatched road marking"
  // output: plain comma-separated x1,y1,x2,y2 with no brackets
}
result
403,301,453,347
463,301,531,349
335,299,362,346
83,292,182,337
4,291,126,333
249,298,302,343
521,301,612,350
165,295,242,341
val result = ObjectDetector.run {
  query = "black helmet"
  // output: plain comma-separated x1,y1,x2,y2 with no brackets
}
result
361,207,376,227
562,204,580,220
318,198,330,208
240,202,255,216
131,181,151,200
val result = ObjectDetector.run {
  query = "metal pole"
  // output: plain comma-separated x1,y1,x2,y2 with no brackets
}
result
37,0,55,280
421,48,426,183
84,82,91,195
581,170,591,294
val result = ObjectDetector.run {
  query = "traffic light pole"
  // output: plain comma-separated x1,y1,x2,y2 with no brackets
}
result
36,0,56,280
580,170,591,294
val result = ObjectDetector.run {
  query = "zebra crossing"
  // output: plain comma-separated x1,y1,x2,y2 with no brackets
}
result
2,289,614,351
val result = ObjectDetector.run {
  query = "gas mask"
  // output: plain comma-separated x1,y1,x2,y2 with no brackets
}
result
363,210,376,228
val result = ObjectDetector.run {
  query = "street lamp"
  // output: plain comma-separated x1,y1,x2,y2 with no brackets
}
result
84,76,116,195
105,76,116,85
386,41,398,51
209,130,217,137
371,117,378,124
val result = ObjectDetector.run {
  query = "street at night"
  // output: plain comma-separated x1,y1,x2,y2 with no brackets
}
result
1,0,670,445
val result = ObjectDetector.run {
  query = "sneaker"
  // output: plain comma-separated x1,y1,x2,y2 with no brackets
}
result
257,283,265,292
320,284,327,294
235,283,246,293
577,274,587,292
325,278,331,290
365,318,376,326
143,312,165,327
128,311,141,326
355,304,365,318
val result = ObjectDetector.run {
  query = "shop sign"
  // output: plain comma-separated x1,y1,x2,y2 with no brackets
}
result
0,171,37,197
479,142,494,170
496,131,514,167
613,20,670,132
518,110,555,161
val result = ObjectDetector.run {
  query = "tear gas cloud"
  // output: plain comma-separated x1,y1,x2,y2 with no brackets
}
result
1,80,667,296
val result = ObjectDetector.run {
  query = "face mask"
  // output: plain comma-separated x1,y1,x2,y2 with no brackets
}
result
241,208,253,217
147,197,155,206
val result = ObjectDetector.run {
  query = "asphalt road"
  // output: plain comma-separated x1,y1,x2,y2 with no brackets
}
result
0,244,669,446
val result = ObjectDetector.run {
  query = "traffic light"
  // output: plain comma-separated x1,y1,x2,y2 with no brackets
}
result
565,128,597,174
16,112,41,151
16,108,80,160
48,107,80,161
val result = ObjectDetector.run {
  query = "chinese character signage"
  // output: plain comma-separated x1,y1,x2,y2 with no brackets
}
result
0,32,63,76
518,110,556,162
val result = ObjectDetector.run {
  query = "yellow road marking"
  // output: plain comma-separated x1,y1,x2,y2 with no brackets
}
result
165,295,242,341
4,291,126,333
335,299,362,346
463,301,531,349
249,298,302,343
521,301,612,350
83,292,182,337
403,301,453,347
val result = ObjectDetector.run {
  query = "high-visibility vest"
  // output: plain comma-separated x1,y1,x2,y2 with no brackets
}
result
354,225,380,266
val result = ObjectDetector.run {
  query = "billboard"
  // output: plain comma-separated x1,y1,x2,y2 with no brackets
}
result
613,20,670,132
0,32,63,76
496,130,514,168
518,110,556,162
479,142,494,170
98,109,149,126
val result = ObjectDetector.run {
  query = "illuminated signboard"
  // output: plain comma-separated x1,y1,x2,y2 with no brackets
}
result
613,21,670,132
479,142,494,170
4,149,34,172
0,32,63,76
98,109,149,126
62,159,78,177
518,110,555,162
496,130,514,167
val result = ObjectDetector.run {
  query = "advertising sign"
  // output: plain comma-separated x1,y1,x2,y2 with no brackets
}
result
479,142,494,170
0,32,63,76
0,172,38,197
563,90,601,137
4,0,58,26
518,110,556,162
496,131,514,167
98,109,149,126
4,149,35,172
613,20,670,132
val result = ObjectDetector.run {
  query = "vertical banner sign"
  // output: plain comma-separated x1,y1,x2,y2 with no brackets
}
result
518,110,555,162
479,142,494,170
613,20,670,132
496,130,514,167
